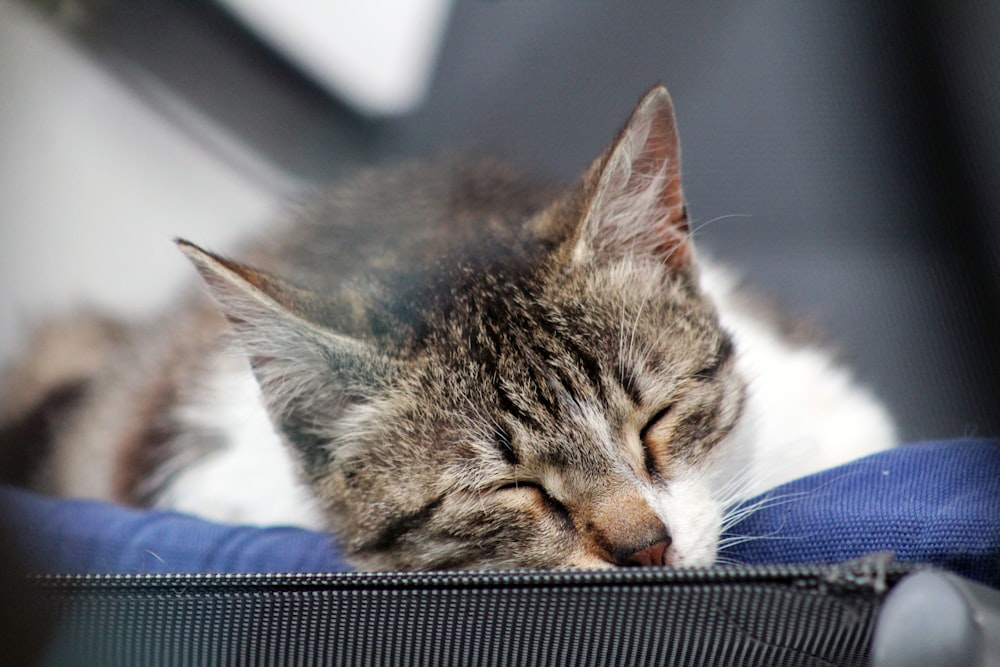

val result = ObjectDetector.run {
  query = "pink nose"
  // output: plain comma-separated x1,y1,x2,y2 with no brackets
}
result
627,538,672,567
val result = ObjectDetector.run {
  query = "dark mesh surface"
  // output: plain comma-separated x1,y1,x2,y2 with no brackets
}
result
35,564,910,667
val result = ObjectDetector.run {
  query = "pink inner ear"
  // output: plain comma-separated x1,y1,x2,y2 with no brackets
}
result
573,86,696,272
625,101,692,270
639,122,687,231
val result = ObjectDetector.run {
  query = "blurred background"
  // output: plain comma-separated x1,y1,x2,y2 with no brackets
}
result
1,0,999,442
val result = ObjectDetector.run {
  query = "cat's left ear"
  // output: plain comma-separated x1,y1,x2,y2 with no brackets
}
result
572,85,693,273
176,239,399,480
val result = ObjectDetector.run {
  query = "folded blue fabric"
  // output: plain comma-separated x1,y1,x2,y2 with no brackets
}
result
1,440,997,582
723,439,1000,584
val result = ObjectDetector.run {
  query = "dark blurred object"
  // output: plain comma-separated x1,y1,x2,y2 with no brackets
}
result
0,519,55,667
35,1,1000,440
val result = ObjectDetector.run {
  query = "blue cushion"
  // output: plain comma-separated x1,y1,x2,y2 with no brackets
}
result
724,440,1000,584
1,440,997,582
0,487,350,574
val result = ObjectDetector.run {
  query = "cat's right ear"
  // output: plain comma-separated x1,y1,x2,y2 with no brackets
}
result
570,85,694,274
176,239,396,477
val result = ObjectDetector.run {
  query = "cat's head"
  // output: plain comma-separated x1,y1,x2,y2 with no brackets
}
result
180,86,745,570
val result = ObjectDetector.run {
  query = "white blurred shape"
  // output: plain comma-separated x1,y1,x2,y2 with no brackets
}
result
215,0,454,117
0,1,282,358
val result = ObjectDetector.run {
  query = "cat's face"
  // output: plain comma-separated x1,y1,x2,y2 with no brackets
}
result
320,254,743,570
181,86,746,570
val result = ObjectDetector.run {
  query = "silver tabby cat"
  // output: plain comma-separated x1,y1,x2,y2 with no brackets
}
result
1,87,896,569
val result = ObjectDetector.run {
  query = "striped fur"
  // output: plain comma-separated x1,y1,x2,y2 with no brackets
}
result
1,87,895,570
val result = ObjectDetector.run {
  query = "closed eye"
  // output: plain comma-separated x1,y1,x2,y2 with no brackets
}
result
640,405,673,477
496,481,573,528
692,337,735,380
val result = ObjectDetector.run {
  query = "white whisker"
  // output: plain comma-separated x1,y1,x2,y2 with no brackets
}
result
686,213,751,241
720,491,806,533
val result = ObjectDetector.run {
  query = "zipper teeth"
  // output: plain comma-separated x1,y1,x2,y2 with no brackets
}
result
30,561,917,593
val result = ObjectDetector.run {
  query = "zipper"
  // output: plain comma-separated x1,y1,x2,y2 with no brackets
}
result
31,552,917,596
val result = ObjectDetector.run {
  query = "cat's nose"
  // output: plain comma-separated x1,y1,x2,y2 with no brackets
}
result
626,535,673,567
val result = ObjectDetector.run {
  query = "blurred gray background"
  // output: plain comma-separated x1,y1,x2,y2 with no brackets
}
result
2,1,999,441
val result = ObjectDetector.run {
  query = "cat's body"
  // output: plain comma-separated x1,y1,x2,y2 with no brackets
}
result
1,88,896,570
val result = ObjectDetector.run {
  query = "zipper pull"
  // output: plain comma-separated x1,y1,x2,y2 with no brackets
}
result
822,552,899,594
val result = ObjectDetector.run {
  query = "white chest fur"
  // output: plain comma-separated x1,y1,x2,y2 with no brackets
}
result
153,351,327,530
700,262,897,500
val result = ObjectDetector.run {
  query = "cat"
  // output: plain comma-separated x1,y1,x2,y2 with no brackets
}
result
0,86,896,570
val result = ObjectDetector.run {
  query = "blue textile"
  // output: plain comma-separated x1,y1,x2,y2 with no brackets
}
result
0,488,349,574
1,440,997,581
724,440,1000,584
